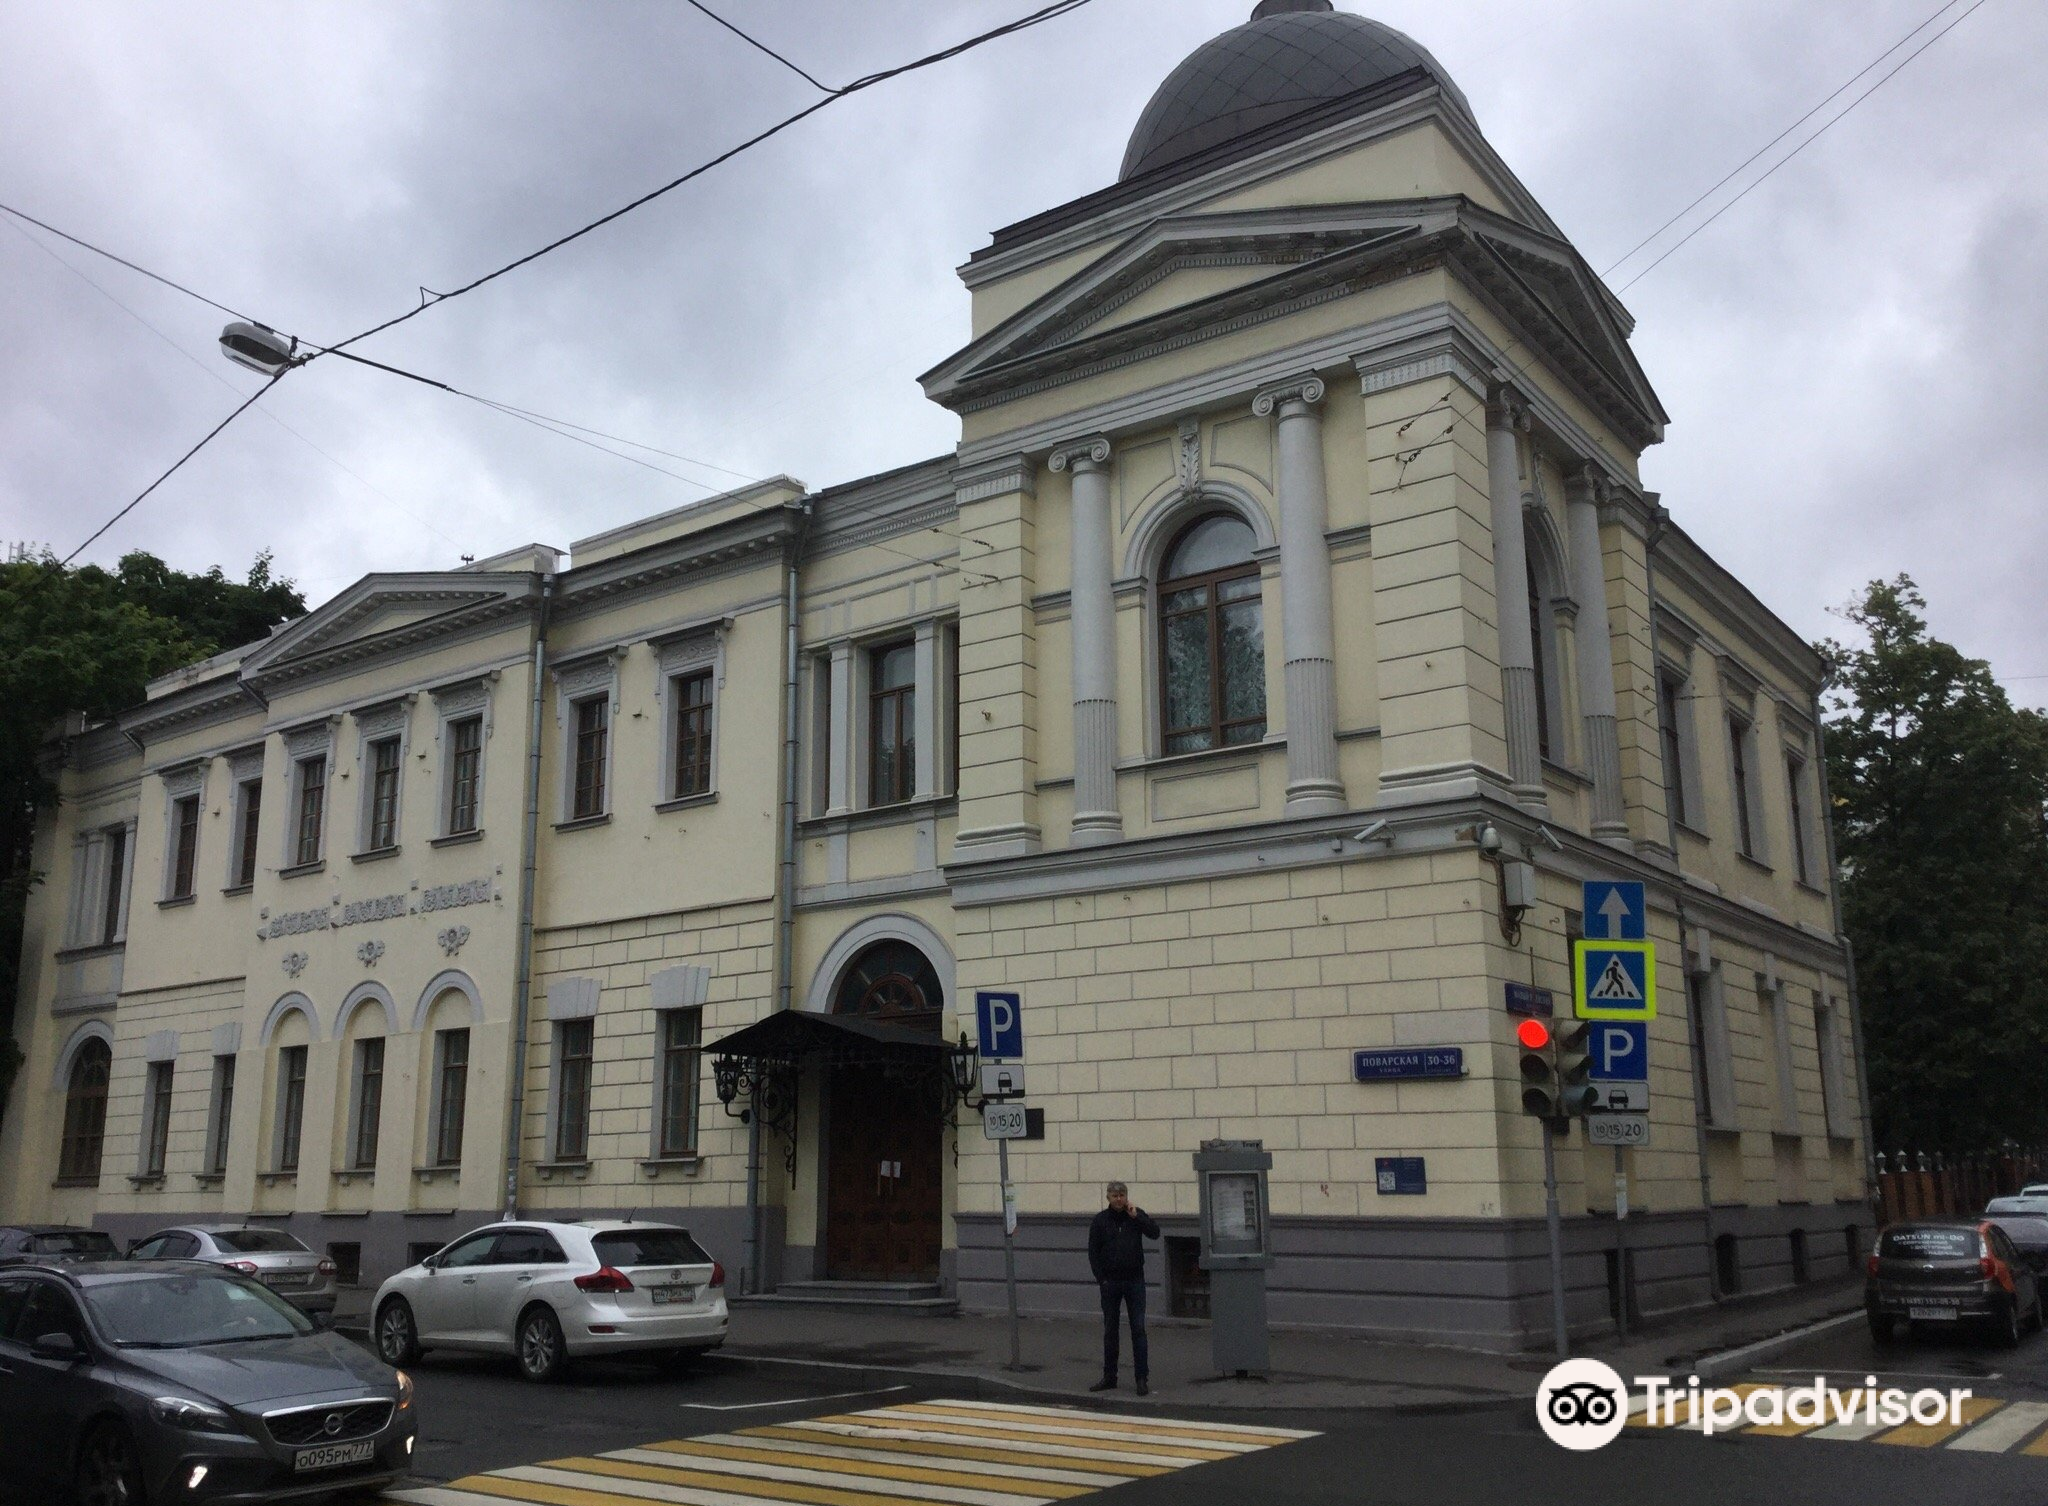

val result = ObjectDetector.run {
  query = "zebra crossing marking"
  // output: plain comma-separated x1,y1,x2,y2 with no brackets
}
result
383,1396,1317,1506
1625,1385,2048,1455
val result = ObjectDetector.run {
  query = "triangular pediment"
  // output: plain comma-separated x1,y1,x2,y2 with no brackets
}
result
240,572,538,688
923,197,1665,448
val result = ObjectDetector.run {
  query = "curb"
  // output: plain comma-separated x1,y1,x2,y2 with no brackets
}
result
701,1349,1526,1416
1687,1309,1864,1382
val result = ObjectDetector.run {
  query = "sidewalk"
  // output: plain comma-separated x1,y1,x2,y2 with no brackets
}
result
334,1276,1863,1412
710,1278,1864,1413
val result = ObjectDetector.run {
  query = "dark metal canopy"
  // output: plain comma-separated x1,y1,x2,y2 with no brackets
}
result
709,1011,976,1182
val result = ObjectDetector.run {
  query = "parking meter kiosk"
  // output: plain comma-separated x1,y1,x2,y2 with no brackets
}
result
1194,1138,1273,1376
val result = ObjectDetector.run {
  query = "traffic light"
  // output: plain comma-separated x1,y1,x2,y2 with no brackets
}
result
1517,1018,1559,1118
1554,1018,1599,1117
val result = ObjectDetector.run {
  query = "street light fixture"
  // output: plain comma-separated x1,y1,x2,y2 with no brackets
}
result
218,321,298,376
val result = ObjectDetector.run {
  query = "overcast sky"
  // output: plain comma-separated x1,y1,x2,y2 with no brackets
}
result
1,0,2040,702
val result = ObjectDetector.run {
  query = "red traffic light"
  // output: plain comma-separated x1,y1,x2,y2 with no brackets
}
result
1515,1018,1552,1050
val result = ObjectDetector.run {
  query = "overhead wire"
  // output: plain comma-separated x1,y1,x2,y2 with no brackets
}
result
0,200,256,322
680,0,831,92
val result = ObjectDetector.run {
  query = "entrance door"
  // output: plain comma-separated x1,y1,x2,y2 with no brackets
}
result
824,1064,942,1280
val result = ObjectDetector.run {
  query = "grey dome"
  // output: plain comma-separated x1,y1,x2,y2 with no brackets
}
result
1120,3,1471,182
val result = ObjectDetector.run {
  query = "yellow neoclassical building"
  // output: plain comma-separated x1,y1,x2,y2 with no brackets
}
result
2,2,1868,1348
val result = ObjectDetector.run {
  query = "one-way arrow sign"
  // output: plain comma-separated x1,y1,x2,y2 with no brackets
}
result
1583,881,1645,941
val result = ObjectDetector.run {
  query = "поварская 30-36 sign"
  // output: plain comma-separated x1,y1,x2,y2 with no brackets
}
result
1352,1047,1465,1081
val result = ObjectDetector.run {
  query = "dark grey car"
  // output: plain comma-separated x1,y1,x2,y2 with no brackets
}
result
1866,1219,2045,1346
0,1261,415,1504
0,1224,121,1267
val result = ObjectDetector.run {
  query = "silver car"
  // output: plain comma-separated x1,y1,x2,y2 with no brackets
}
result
371,1220,727,1382
127,1226,340,1321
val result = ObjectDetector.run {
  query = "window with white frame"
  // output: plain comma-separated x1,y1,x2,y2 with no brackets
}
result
812,622,955,817
1657,669,1695,830
275,1045,308,1172
204,1055,235,1175
552,1019,594,1161
229,774,262,889
431,1028,469,1166
554,655,617,824
290,756,327,868
80,822,132,946
365,738,401,850
1158,515,1266,756
58,1038,111,1183
1726,710,1766,860
656,628,722,805
1688,958,1738,1131
166,794,200,900
446,717,483,834
1815,994,1856,1140
656,1009,702,1158
140,1060,174,1177
868,640,916,806
348,1037,384,1170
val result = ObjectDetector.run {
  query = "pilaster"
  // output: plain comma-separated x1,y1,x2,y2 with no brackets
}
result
1487,387,1546,811
1051,437,1121,846
949,455,1042,861
1566,465,1629,843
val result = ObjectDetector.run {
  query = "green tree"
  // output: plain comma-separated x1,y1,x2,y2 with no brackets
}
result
0,551,305,1122
1822,577,2048,1154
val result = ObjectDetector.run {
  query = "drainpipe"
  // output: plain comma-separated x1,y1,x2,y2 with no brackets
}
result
502,572,554,1219
1647,503,1721,1298
1811,696,1878,1219
749,502,811,1294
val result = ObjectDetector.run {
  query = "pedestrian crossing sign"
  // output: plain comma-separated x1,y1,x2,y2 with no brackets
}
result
1574,939,1657,1021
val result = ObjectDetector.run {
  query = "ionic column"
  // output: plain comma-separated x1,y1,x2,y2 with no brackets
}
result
1255,377,1344,817
1487,387,1546,808
1566,465,1629,841
1051,437,1122,845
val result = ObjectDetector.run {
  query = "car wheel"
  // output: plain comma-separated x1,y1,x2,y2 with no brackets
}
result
377,1297,422,1366
653,1347,698,1377
1867,1311,1898,1344
1998,1300,2026,1349
75,1421,147,1506
2030,1295,2045,1335
517,1306,568,1384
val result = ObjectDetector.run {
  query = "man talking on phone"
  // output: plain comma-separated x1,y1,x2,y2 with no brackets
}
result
1087,1180,1160,1395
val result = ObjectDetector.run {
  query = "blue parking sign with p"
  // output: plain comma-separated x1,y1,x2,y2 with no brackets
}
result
1588,1021,1648,1082
975,990,1023,1060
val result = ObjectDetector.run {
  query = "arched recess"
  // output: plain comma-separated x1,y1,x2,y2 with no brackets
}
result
803,912,955,1016
259,992,319,1047
334,981,399,1040
49,1018,114,1091
1523,502,1573,762
412,970,483,1031
1121,481,1276,583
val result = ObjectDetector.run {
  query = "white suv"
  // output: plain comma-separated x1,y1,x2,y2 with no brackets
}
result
371,1220,727,1382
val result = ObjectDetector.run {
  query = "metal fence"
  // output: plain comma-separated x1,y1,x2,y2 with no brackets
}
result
1874,1150,2048,1225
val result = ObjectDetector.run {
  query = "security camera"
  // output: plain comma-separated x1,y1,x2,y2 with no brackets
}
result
1537,824,1564,852
1477,824,1503,855
1353,820,1391,845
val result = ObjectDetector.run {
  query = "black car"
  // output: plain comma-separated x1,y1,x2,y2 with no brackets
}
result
0,1224,121,1267
0,1261,415,1504
1866,1220,2045,1346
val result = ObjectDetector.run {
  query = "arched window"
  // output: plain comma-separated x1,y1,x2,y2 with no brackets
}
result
58,1038,111,1183
1158,514,1265,755
833,941,943,1030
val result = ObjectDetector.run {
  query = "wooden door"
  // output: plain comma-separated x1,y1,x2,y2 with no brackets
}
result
824,1065,941,1280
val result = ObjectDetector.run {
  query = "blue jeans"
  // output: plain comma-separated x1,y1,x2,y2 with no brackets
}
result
1099,1277,1148,1382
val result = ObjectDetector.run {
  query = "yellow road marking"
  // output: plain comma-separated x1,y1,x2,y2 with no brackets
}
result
674,1433,1129,1488
932,1399,1313,1439
628,1440,1089,1499
1875,1396,2005,1448
744,1424,1168,1478
815,1411,1235,1460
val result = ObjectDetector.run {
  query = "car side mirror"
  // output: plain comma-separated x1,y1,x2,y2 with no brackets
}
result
422,1256,438,1272
31,1332,82,1363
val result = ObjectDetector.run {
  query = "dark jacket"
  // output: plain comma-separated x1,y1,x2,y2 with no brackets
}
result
1088,1205,1161,1282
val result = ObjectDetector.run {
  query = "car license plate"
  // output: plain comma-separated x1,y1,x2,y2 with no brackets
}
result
265,1272,308,1287
295,1440,376,1472
650,1284,695,1306
1908,1301,1960,1319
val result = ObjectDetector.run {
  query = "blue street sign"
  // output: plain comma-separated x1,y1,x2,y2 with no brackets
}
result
1574,940,1657,1021
1588,1021,1649,1082
1353,1047,1465,1082
1582,880,1646,941
1375,1156,1427,1195
1505,983,1555,1018
974,990,1024,1060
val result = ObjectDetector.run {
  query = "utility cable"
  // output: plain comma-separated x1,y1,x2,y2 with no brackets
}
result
1615,0,1992,293
0,200,256,322
309,0,1094,362
1600,0,1975,279
681,0,831,92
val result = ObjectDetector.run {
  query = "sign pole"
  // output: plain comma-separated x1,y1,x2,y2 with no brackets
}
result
1612,1145,1630,1341
1543,1119,1568,1359
998,1133,1021,1370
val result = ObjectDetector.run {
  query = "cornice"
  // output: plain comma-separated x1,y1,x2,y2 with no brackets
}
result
554,505,798,621
1652,523,1826,689
120,676,257,746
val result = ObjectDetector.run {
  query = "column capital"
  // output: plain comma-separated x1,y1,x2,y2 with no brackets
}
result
1048,436,1112,474
1486,383,1529,432
1252,375,1326,416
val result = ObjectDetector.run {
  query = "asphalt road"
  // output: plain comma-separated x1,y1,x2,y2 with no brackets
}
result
355,1329,2048,1506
